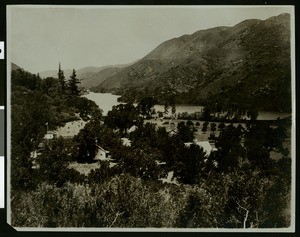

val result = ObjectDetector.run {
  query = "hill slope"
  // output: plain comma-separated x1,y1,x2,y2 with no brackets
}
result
92,13,291,112
39,62,135,89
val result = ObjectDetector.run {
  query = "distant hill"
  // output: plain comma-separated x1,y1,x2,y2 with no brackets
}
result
91,13,291,112
38,62,135,89
39,69,73,79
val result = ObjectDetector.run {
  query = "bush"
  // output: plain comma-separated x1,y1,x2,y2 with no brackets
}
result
186,120,194,126
11,175,186,227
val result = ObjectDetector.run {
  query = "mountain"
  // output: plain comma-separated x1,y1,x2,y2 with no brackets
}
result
39,69,73,79
91,13,291,112
38,62,135,89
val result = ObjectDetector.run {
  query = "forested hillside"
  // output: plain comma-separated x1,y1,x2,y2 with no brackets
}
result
10,66,291,228
91,13,291,113
10,67,101,190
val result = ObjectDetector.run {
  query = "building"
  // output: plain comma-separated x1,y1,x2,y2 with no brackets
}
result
184,140,217,157
169,129,178,137
43,131,57,140
94,146,110,161
128,125,138,133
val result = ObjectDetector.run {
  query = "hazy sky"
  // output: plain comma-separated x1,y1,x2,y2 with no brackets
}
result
7,5,293,74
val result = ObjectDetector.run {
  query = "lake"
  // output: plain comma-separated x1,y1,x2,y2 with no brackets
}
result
83,92,122,116
83,92,291,120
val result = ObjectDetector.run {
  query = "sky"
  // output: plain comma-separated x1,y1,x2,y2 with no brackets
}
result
7,5,293,74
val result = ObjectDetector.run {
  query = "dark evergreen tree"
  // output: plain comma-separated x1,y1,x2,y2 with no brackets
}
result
68,69,81,96
58,62,66,93
174,144,207,184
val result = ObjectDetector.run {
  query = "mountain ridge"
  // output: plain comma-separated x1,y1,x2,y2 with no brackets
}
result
91,13,291,112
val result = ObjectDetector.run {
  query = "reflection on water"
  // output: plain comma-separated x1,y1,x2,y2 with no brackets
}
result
83,92,290,120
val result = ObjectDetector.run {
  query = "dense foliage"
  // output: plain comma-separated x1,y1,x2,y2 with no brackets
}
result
11,68,100,191
10,68,292,229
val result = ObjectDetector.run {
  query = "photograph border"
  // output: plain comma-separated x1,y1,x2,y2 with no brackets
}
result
1,0,298,236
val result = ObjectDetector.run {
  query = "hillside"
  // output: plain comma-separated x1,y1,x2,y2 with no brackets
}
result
11,62,22,71
92,13,291,112
38,62,135,89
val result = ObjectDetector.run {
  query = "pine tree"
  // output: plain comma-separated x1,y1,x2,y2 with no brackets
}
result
68,69,80,96
58,62,66,93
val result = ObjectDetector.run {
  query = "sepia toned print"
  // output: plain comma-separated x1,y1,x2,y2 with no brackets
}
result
7,5,295,231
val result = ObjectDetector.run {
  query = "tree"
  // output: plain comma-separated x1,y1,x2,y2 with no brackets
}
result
177,123,194,142
174,144,207,184
177,187,218,227
68,69,81,96
137,97,157,118
171,104,176,115
202,107,211,121
41,77,60,96
202,121,209,133
186,120,194,127
164,94,176,116
119,148,163,181
247,109,258,121
210,123,217,134
244,123,277,169
105,103,139,134
58,62,66,93
11,69,41,91
88,161,116,183
218,122,225,130
214,124,246,172
74,119,102,163
224,169,290,228
37,137,84,186
130,122,158,148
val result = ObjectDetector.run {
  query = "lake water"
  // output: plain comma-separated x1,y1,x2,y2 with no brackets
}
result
153,105,204,115
83,92,291,120
83,92,122,116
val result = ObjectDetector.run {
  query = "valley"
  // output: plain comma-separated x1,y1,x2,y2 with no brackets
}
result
9,10,293,229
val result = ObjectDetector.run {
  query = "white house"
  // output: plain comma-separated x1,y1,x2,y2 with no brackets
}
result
184,140,217,157
128,125,138,133
43,131,57,140
169,129,178,137
94,146,110,161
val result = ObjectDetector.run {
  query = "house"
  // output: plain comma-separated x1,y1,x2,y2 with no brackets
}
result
121,137,131,147
94,146,110,161
184,140,217,157
169,129,178,137
128,125,138,133
151,112,159,119
43,131,57,140
30,150,38,159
